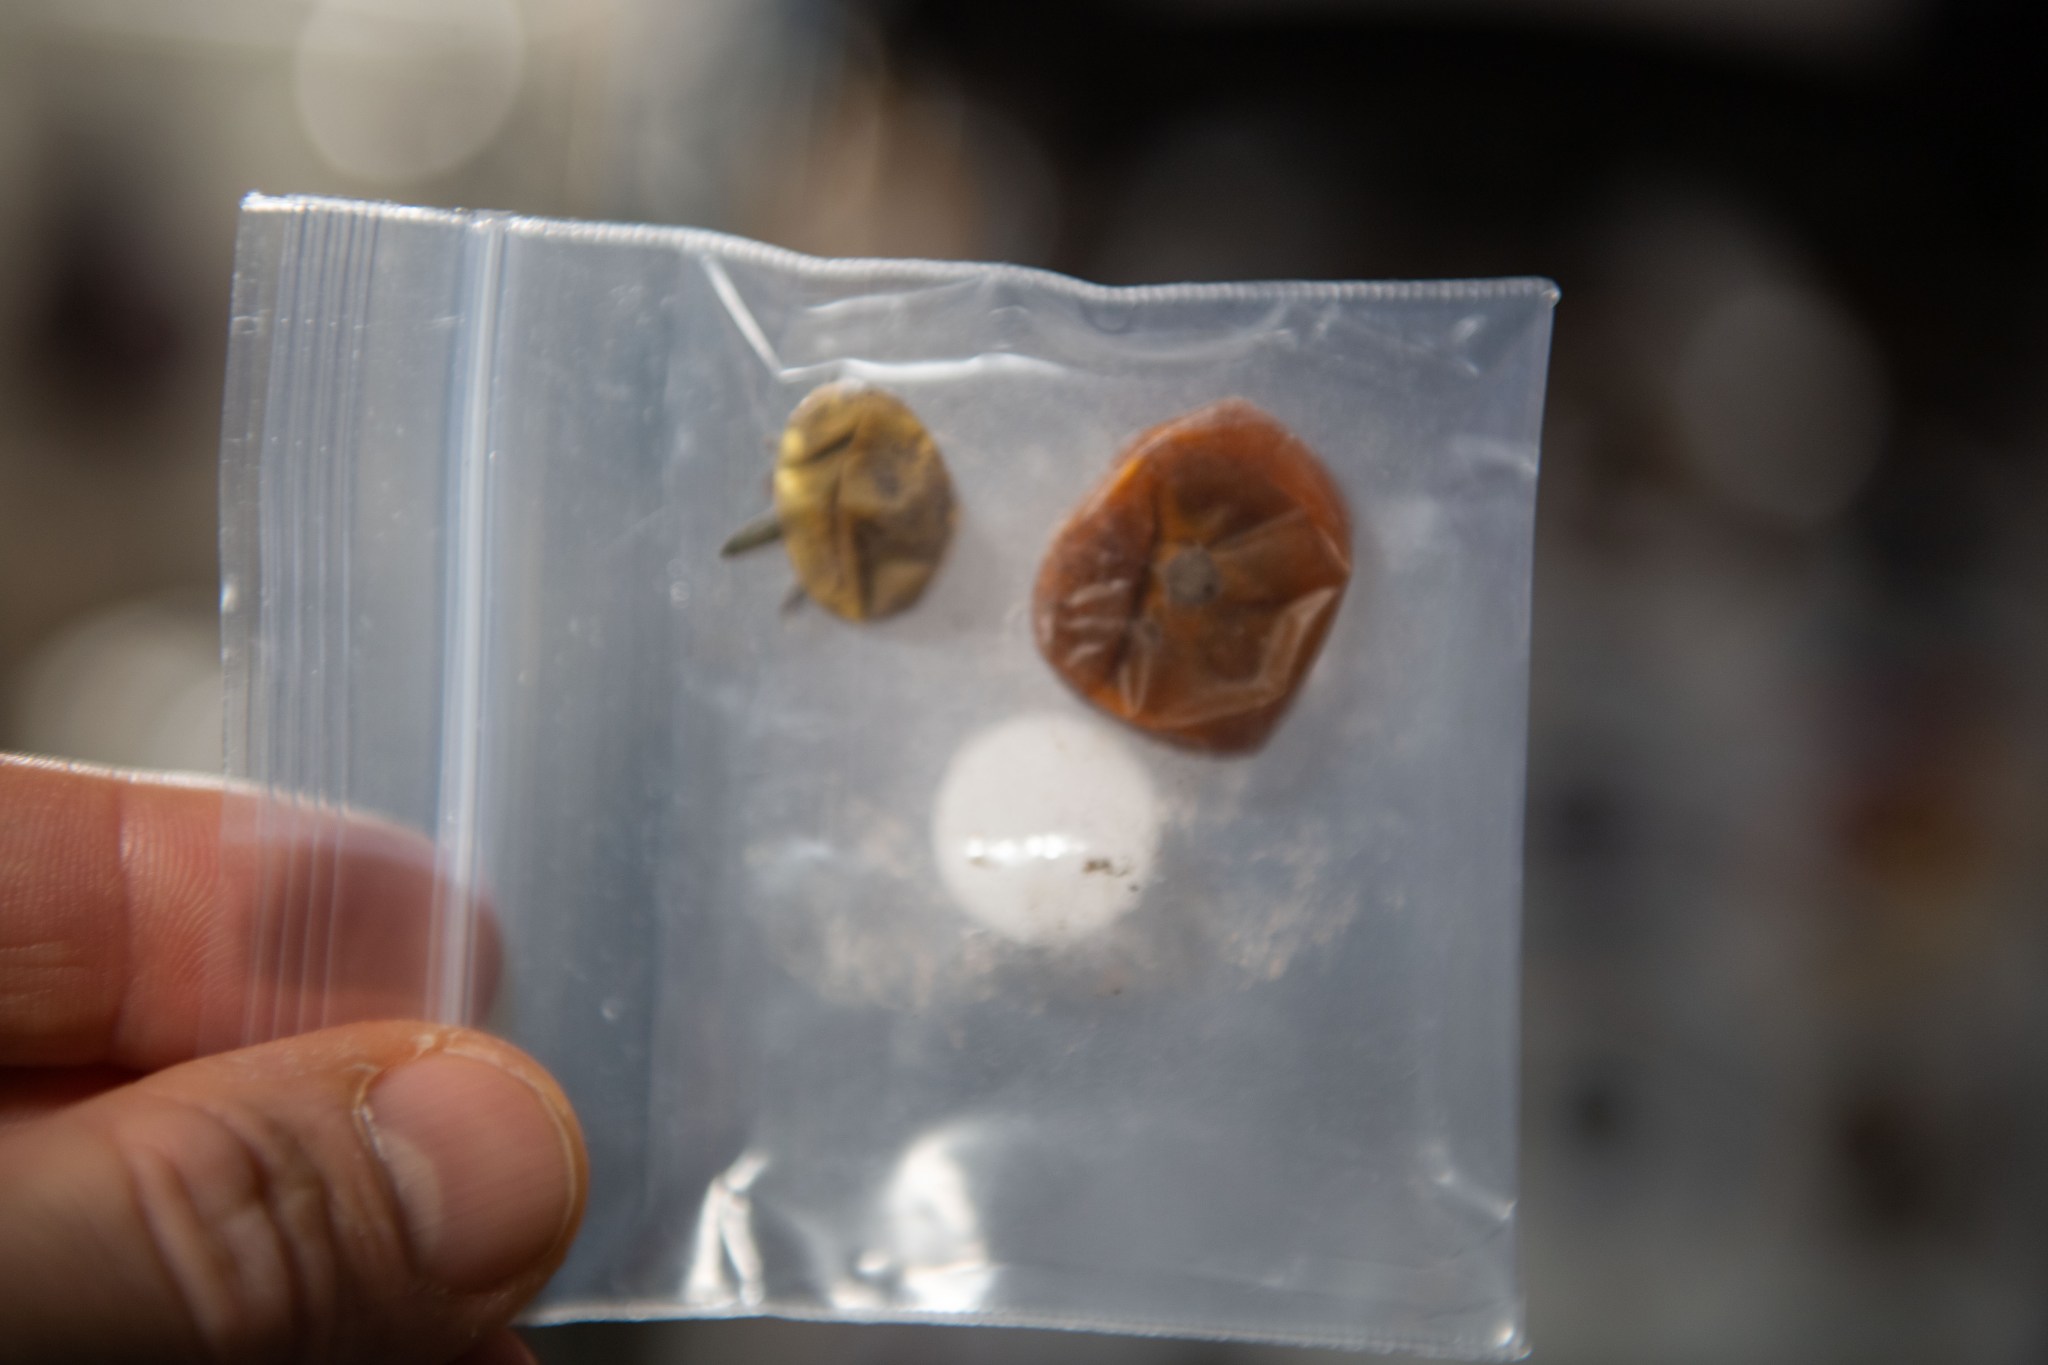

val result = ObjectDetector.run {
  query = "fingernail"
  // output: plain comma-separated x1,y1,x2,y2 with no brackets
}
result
365,1053,578,1291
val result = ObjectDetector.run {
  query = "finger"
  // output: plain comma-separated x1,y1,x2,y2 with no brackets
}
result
0,754,496,1069
0,1020,585,1365
0,755,219,1066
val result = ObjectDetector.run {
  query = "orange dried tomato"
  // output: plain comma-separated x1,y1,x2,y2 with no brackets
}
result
1032,399,1352,754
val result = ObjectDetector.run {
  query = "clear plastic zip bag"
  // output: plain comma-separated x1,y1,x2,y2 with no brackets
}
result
215,193,1555,1357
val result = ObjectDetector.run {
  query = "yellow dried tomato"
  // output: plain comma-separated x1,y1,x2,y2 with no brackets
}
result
724,383,955,621
1033,399,1352,753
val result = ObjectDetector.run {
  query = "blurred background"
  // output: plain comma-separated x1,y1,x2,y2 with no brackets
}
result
2,0,2045,1361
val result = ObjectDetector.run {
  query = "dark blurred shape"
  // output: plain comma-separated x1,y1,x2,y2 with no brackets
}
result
1087,110,1362,284
1569,1065,1638,1152
1121,0,1924,58
28,168,184,415
1834,1081,1944,1235
1859,435,1995,606
1544,781,1631,867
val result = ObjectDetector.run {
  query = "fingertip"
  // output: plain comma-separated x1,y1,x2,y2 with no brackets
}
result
364,1047,584,1292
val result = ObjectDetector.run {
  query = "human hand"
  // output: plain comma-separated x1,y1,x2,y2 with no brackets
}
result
0,754,586,1364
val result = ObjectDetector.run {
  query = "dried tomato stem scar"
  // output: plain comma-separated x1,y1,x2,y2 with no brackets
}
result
1032,400,1353,754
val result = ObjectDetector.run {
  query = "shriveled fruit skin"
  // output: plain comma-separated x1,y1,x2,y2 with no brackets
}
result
774,383,955,621
1033,400,1352,753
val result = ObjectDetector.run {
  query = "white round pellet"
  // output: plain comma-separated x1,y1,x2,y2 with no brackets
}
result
931,713,1161,945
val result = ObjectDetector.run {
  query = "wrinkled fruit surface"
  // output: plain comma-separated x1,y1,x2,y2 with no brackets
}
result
1033,399,1352,753
775,383,955,620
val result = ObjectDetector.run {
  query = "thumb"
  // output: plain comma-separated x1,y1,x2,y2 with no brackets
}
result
0,1022,585,1364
